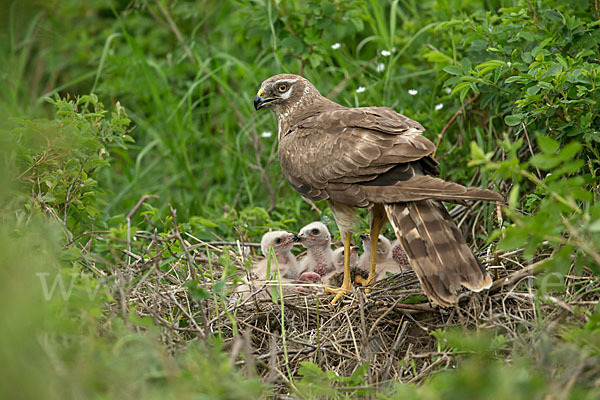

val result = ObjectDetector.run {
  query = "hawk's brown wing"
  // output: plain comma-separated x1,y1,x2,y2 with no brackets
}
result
279,106,502,206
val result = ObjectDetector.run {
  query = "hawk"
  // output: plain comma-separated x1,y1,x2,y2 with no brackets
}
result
253,74,503,306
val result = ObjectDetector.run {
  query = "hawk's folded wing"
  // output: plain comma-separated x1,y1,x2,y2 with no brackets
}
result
279,107,502,206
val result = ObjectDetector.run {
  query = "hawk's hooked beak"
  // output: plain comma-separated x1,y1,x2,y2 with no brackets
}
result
291,234,303,242
254,87,276,110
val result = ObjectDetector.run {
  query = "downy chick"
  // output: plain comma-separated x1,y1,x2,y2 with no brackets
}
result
254,230,300,279
358,234,401,280
295,222,335,277
323,245,361,287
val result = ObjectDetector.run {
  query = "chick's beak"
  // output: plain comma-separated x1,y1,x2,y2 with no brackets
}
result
291,234,302,242
359,234,369,241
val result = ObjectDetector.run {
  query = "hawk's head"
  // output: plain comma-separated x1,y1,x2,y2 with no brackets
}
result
254,74,314,116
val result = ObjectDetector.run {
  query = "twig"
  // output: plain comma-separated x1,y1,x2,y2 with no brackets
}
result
154,0,195,64
382,320,409,380
61,155,90,223
522,122,542,180
433,93,479,157
65,230,111,246
192,240,262,248
327,58,377,99
169,204,196,280
302,197,322,215
126,194,159,265
489,257,549,292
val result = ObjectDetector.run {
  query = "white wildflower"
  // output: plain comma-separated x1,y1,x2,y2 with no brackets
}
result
260,131,272,138
356,86,366,93
331,42,341,50
445,87,452,95
435,103,444,111
507,61,512,67
380,49,391,57
375,63,385,73
408,89,418,96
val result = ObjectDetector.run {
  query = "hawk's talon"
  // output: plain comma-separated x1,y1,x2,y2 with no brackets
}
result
325,285,353,305
355,274,376,294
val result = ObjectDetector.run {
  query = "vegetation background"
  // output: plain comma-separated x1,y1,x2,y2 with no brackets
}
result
1,0,599,398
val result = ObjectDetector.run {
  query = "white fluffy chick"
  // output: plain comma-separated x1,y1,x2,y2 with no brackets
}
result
295,222,335,277
321,246,359,285
358,234,401,279
254,230,300,280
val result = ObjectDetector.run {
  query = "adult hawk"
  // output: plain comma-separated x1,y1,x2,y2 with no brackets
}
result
253,74,502,306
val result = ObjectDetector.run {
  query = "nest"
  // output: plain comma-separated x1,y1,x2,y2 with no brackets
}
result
87,218,599,395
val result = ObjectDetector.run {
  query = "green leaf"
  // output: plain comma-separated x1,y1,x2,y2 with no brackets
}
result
557,142,582,161
545,9,564,23
526,85,541,95
443,65,463,76
537,136,559,154
508,184,520,210
280,36,304,53
505,76,526,83
530,153,561,170
213,280,226,294
504,113,526,126
460,58,472,73
191,216,219,228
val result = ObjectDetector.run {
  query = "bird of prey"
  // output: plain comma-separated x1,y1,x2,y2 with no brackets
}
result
293,221,335,277
255,231,300,280
254,74,503,306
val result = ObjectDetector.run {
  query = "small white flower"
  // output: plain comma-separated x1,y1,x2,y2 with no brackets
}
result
435,103,444,111
331,43,341,50
392,47,397,53
507,61,512,67
408,89,418,96
445,87,452,95
376,63,385,73
380,50,391,57
356,86,366,93
261,131,272,138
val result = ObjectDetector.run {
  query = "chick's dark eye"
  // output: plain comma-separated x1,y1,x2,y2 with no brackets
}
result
278,84,288,92
311,229,319,235
275,238,282,244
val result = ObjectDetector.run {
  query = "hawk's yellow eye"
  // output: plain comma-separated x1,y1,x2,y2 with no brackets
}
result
278,84,288,92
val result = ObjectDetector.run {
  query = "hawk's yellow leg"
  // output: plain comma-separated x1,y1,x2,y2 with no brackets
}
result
325,234,353,304
357,205,387,293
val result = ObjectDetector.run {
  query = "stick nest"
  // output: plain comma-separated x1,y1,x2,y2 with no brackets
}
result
92,226,599,393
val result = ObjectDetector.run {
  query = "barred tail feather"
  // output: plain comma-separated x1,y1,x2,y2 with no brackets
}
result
384,201,493,307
